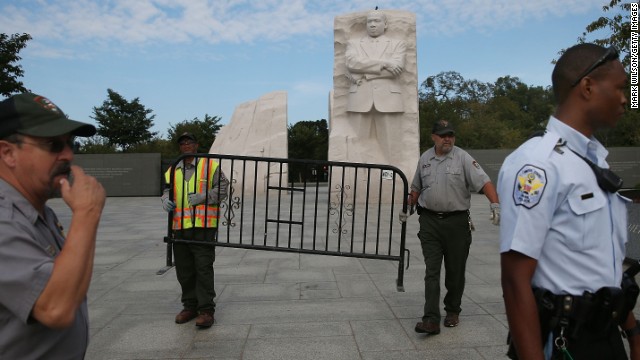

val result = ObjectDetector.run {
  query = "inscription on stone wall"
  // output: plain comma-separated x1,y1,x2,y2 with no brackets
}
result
83,167,134,179
74,154,161,197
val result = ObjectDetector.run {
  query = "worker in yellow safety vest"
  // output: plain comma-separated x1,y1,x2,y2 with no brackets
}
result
161,132,228,328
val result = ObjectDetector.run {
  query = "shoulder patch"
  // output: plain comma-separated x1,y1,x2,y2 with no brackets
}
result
472,160,481,169
513,165,547,209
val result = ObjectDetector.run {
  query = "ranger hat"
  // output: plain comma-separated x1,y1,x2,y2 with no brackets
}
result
432,119,455,136
177,132,197,143
0,93,96,138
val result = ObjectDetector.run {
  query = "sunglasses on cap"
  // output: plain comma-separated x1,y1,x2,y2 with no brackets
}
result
571,46,619,87
19,136,76,153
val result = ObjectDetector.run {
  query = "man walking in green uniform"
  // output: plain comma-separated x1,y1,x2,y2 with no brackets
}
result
409,120,500,335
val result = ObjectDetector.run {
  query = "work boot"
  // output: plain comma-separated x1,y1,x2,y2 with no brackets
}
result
444,313,459,327
175,309,198,324
415,321,440,335
195,310,215,328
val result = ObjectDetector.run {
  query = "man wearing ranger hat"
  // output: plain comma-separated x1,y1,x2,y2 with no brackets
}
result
161,132,228,328
408,119,500,336
0,93,106,359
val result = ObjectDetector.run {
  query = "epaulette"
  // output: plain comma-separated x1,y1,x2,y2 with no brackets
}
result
527,130,566,159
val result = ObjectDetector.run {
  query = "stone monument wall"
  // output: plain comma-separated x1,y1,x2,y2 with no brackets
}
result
209,91,288,195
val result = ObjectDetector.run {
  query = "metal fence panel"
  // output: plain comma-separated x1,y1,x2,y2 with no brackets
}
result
161,154,409,291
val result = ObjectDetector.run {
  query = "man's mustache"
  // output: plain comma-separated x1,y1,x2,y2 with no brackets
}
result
52,162,72,178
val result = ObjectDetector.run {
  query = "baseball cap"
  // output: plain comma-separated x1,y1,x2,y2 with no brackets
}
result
177,132,197,143
0,93,96,138
432,120,455,136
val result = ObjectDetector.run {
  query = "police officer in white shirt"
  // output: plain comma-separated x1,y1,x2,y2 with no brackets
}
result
499,43,639,359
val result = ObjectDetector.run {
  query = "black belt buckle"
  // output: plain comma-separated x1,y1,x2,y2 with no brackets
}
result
425,209,465,219
434,212,447,219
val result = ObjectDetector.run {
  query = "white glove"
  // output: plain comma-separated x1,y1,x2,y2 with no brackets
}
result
188,192,207,206
161,198,176,212
490,203,500,226
399,211,409,223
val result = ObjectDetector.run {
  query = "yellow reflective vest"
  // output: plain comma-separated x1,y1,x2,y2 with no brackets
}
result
165,158,220,230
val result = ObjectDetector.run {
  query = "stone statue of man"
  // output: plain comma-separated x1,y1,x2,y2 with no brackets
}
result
345,10,406,113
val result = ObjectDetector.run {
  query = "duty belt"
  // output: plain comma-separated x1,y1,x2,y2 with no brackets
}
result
533,286,628,340
419,206,468,219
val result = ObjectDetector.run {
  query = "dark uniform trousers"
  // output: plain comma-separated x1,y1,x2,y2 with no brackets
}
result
418,210,471,322
173,228,217,312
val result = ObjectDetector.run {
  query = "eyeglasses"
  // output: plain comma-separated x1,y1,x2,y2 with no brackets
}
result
179,140,196,146
20,137,76,153
571,46,619,87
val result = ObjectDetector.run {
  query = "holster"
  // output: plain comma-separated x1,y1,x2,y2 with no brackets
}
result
505,285,635,359
620,271,640,324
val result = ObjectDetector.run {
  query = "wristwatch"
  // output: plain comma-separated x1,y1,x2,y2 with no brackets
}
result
622,320,640,339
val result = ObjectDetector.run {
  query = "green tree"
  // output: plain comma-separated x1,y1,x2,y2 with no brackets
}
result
288,119,328,182
577,0,631,69
129,137,174,155
288,120,328,160
419,71,555,150
564,0,640,146
92,89,157,151
167,114,223,154
491,76,553,133
76,135,116,154
0,33,31,97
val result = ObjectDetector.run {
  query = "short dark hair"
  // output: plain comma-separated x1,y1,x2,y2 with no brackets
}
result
552,43,616,104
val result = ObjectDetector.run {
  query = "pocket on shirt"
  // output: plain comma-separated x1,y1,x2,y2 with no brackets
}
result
446,167,464,187
420,168,433,186
565,191,606,250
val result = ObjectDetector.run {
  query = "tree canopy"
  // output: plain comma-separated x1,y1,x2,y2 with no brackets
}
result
167,114,223,154
418,72,555,151
91,89,158,151
288,119,328,182
575,0,640,146
0,33,31,97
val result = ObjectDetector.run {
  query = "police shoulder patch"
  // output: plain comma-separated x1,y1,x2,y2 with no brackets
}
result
513,164,547,209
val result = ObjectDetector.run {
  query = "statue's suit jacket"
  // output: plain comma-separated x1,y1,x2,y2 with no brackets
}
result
345,34,406,113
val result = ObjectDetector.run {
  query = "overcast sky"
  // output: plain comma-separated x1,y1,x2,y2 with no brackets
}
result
0,0,615,136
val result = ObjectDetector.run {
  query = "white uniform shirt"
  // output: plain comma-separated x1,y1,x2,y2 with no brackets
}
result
498,116,629,294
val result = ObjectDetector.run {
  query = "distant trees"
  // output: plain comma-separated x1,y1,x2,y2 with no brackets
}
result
419,71,554,151
288,119,328,182
288,120,328,161
0,33,31,97
576,0,632,69
574,0,640,146
167,114,223,154
91,89,158,151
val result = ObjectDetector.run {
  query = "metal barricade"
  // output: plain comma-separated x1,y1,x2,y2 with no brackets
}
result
160,153,410,291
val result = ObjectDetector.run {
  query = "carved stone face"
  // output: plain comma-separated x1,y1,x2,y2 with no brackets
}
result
366,12,386,38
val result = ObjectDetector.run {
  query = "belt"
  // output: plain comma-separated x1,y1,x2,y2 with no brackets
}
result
422,208,468,219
